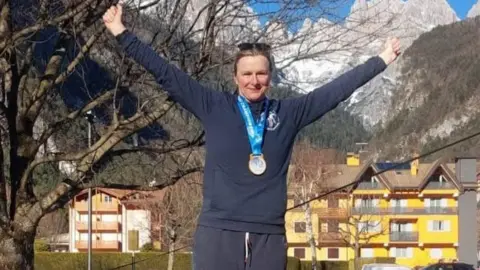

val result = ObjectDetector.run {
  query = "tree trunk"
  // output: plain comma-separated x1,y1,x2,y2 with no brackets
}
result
304,204,317,270
0,231,35,270
167,227,176,270
167,241,175,270
354,242,361,270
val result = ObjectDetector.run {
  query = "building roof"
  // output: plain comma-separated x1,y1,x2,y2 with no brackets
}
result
288,158,475,194
74,187,165,202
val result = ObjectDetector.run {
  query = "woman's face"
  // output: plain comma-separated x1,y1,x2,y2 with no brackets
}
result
234,55,271,102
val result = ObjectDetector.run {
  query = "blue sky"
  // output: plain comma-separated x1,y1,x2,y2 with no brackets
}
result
448,0,477,19
252,0,478,27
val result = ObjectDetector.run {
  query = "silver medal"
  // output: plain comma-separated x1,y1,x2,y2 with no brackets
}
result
249,154,267,175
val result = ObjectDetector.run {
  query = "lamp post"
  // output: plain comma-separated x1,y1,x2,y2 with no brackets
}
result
85,110,94,270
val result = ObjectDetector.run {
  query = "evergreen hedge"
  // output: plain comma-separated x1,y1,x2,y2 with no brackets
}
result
35,253,393,270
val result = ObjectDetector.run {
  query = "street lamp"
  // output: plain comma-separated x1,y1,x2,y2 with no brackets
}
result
85,110,94,270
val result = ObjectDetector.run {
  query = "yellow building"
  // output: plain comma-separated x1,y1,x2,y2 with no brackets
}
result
285,155,477,268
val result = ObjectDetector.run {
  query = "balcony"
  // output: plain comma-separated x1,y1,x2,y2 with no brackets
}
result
76,240,120,250
75,202,119,213
76,221,121,231
390,231,418,242
317,232,348,243
312,208,348,219
351,207,457,215
424,182,454,189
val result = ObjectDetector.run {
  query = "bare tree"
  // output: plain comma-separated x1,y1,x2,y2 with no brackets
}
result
147,172,202,270
0,0,396,268
339,198,389,270
289,141,343,270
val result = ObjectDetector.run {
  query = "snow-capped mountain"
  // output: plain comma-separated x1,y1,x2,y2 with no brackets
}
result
277,0,459,127
468,1,480,18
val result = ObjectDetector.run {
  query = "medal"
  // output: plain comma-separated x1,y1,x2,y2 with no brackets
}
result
237,96,270,175
249,154,267,175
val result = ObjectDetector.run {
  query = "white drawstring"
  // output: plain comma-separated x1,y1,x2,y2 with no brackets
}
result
245,232,250,262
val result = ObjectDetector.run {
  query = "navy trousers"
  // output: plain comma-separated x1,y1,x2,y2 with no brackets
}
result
192,225,287,270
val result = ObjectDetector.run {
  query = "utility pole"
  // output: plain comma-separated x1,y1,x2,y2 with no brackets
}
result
85,110,94,270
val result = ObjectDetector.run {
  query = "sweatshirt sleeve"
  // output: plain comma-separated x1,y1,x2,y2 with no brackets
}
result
286,56,387,130
115,30,216,120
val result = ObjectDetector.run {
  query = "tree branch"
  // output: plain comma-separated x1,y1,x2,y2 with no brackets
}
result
53,27,105,87
26,26,105,123
102,130,205,158
22,99,174,202
80,166,203,191
34,87,122,149
0,130,9,224
0,0,98,52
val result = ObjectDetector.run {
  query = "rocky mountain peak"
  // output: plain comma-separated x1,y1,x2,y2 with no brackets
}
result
468,0,480,18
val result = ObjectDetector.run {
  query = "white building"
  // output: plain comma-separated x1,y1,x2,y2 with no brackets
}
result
68,188,164,252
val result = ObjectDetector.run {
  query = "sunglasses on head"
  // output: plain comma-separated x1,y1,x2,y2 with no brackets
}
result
237,42,271,52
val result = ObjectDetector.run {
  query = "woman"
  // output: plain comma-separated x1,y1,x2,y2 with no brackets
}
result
103,4,400,270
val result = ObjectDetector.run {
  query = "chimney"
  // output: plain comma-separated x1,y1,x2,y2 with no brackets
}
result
346,152,360,166
410,154,419,176
455,157,477,266
347,142,368,166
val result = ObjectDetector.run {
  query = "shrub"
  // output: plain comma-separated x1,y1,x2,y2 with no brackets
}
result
34,239,50,252
140,242,155,252
36,253,307,270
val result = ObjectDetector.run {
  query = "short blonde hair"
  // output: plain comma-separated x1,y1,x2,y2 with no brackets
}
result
234,43,273,75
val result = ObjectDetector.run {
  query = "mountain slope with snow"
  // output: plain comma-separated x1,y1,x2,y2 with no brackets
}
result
468,1,480,18
276,0,459,127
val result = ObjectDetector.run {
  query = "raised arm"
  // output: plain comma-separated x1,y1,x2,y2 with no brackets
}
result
102,4,216,120
286,37,401,130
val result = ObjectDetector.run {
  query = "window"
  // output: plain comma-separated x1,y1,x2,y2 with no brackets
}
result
370,176,379,187
424,198,447,213
361,248,374,258
294,222,306,233
104,195,112,203
429,248,442,259
427,173,450,188
430,199,442,207
293,248,305,259
390,247,413,258
327,248,339,259
390,199,407,208
428,220,450,232
358,221,381,233
390,222,412,232
396,248,407,258
356,199,378,208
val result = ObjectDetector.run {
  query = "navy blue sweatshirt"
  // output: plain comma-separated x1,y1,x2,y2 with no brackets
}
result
116,30,387,234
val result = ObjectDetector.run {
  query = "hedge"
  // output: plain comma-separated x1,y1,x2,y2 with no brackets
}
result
36,253,305,270
300,260,348,270
348,257,396,269
35,253,394,270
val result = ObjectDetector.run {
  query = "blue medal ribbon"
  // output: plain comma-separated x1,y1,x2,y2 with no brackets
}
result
237,96,269,157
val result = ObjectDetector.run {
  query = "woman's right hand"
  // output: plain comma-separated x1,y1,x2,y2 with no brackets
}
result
103,4,127,36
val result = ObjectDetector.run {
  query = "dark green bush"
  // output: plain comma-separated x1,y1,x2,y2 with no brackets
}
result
140,242,155,252
35,253,394,270
300,260,349,270
36,253,308,270
34,240,50,252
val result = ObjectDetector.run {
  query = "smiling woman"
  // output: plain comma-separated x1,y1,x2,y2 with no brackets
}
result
103,3,400,270
233,43,273,102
